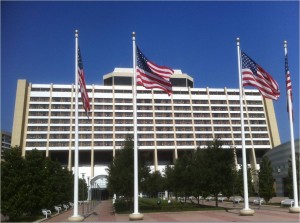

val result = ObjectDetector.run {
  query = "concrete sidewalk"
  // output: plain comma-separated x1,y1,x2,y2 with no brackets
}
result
43,200,300,222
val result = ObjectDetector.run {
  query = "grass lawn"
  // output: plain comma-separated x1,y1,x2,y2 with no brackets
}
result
114,198,228,214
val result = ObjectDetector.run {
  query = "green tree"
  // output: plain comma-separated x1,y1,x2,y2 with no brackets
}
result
163,165,176,197
143,171,164,197
1,146,27,220
106,135,150,207
41,159,73,207
1,147,74,220
259,156,275,203
173,152,193,201
200,139,235,207
285,154,300,199
190,148,209,204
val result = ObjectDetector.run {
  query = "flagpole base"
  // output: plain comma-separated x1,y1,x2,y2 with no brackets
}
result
68,215,84,222
289,207,300,213
239,208,255,216
129,213,144,221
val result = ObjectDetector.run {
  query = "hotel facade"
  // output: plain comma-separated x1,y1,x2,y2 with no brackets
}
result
11,68,281,182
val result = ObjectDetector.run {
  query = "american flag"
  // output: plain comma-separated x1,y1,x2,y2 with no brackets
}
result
241,51,280,100
78,48,91,117
285,51,293,116
136,46,174,95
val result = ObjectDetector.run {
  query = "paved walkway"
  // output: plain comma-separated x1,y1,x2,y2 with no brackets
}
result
43,200,300,222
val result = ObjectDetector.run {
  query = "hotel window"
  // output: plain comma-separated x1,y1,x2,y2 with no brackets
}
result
174,106,190,111
173,99,190,104
139,134,154,139
115,98,132,103
27,134,47,139
175,127,193,131
250,120,266,125
174,113,191,118
194,127,212,131
156,126,173,132
245,92,260,96
210,100,226,104
156,120,172,124
49,134,69,139
247,100,262,105
194,120,211,124
229,100,240,104
27,126,48,131
138,127,154,131
26,142,47,147
52,97,71,102
137,106,152,110
193,113,210,117
157,134,174,138
155,106,171,110
30,97,49,102
29,104,49,109
210,91,225,95
213,120,230,124
28,119,48,124
137,119,153,124
31,88,50,92
137,99,152,103
175,120,192,124
154,99,171,104
247,107,264,111
50,119,70,124
214,127,231,131
29,111,49,116
155,113,172,117
211,106,227,111
51,111,70,116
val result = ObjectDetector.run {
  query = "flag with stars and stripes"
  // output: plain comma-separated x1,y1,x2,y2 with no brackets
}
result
136,46,174,95
78,47,91,117
241,51,280,100
285,50,293,118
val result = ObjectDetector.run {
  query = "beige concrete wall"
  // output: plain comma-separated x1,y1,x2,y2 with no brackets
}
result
11,80,28,149
263,98,281,147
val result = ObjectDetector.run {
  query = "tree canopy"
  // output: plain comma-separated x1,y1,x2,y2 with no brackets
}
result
1,147,74,220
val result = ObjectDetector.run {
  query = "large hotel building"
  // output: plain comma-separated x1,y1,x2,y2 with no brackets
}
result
11,68,281,181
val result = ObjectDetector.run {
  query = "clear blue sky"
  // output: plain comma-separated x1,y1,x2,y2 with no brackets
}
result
1,1,299,144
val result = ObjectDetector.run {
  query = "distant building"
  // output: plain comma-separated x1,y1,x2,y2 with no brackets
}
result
264,139,300,197
1,131,11,160
11,68,281,182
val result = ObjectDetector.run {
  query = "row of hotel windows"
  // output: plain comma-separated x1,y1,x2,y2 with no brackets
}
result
28,111,265,119
29,104,264,112
30,96,262,105
30,87,260,96
26,139,270,148
27,123,267,132
27,132,269,140
27,118,266,126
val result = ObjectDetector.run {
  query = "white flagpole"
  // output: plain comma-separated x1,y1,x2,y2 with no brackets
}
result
236,38,254,216
129,32,143,220
284,40,300,213
69,30,84,222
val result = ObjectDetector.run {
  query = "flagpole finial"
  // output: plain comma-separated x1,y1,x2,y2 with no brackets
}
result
236,38,240,46
284,40,287,48
132,32,136,37
75,30,78,37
